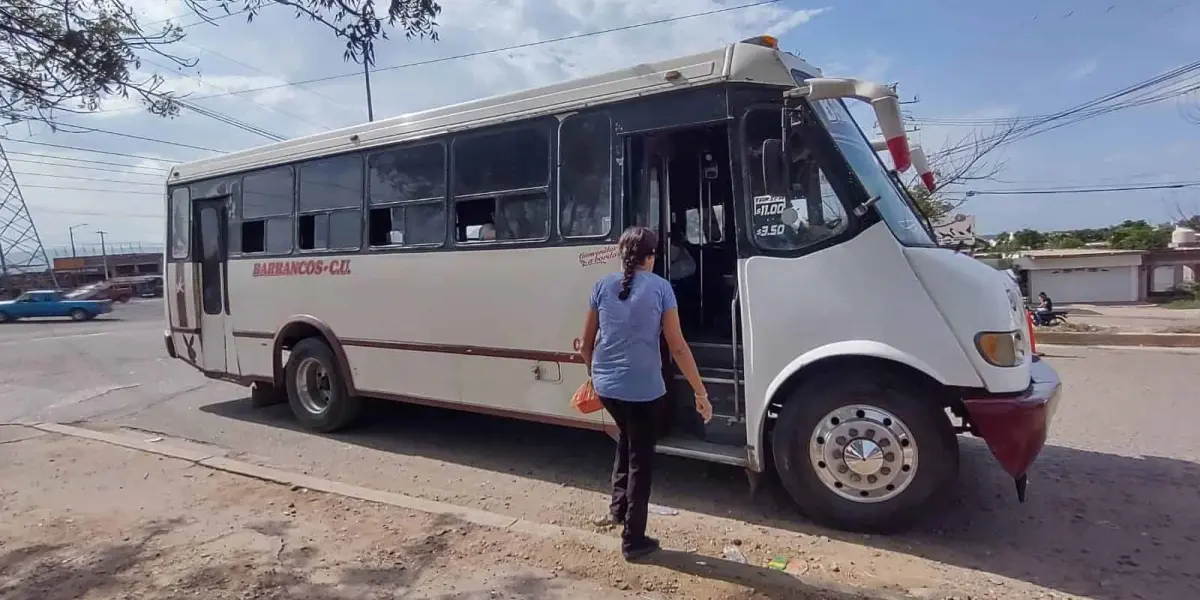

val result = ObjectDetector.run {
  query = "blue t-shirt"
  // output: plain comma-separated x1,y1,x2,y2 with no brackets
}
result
589,270,678,402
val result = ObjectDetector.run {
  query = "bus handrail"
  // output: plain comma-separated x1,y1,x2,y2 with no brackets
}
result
731,293,741,422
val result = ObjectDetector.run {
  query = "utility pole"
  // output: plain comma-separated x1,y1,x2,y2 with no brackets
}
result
363,59,375,122
68,223,89,258
96,230,109,281
362,40,375,122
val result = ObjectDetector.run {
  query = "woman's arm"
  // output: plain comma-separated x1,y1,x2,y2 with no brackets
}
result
662,308,712,422
579,307,600,375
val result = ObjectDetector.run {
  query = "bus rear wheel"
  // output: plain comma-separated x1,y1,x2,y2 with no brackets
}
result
771,372,958,533
284,338,362,432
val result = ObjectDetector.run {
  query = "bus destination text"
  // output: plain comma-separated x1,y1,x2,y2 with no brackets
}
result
252,259,353,277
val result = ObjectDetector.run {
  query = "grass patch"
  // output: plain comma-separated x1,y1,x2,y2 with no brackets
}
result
1034,321,1106,333
1155,298,1200,310
1161,324,1200,334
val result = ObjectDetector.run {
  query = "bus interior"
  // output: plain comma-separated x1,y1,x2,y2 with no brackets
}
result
627,123,748,451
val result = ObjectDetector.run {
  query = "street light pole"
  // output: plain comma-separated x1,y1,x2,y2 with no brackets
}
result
68,223,89,258
96,230,109,281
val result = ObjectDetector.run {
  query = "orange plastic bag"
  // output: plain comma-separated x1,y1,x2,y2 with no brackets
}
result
571,377,603,414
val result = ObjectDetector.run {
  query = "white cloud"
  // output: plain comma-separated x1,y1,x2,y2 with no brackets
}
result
1068,58,1099,81
124,0,189,25
860,51,893,84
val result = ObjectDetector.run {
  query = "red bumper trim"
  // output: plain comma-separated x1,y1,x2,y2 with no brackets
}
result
962,357,1062,479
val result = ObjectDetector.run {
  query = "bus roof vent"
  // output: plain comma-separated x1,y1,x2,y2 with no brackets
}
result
740,35,779,49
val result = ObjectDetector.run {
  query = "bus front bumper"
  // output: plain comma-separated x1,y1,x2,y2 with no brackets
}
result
961,356,1062,500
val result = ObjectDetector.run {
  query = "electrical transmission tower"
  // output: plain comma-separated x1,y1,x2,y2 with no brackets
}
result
0,140,57,293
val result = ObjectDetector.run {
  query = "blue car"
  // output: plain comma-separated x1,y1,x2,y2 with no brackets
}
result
0,290,113,323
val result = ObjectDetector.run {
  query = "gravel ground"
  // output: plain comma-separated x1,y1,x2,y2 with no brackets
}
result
0,429,905,600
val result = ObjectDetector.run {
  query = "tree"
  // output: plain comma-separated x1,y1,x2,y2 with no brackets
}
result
1046,232,1084,249
906,184,953,221
1009,229,1047,250
0,0,441,124
1109,220,1172,250
900,120,1019,220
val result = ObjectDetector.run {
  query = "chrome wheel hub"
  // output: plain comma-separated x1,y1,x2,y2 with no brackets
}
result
809,404,918,504
296,357,332,415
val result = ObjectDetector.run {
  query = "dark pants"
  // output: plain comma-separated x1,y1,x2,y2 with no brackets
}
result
601,396,660,551
1034,308,1051,325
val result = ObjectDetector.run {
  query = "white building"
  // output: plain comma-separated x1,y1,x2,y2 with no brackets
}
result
1012,249,1146,304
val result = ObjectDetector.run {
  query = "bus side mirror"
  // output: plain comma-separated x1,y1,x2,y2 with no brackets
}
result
762,139,787,197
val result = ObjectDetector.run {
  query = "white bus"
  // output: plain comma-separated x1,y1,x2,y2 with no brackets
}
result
164,36,1061,532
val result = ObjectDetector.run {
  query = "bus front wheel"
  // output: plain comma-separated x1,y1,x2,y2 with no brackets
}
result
284,338,362,432
771,372,958,533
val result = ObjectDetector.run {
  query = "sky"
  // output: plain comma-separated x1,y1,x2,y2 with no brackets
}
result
5,0,1200,255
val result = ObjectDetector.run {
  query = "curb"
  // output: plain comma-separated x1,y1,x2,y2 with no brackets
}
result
1035,331,1200,348
28,422,914,600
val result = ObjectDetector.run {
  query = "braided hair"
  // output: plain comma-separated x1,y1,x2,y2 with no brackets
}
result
616,226,658,301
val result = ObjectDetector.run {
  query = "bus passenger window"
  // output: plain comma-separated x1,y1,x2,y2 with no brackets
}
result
368,202,445,247
452,122,552,245
559,112,612,238
367,142,448,248
241,166,295,254
298,154,363,251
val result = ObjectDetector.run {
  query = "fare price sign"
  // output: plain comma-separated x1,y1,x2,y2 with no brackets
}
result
753,195,790,238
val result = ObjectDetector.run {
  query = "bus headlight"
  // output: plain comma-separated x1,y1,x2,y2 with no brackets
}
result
975,331,1023,367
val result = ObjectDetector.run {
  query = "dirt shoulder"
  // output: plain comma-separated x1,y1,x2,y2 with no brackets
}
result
1060,304,1200,334
0,427,914,600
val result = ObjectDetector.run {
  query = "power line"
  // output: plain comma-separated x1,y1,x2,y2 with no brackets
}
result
966,182,1200,196
177,38,346,117
18,184,163,196
13,171,163,188
9,157,164,178
157,0,789,103
140,56,326,135
142,4,258,30
928,60,1200,158
175,97,286,141
4,150,166,173
0,138,183,163
25,205,161,219
51,122,225,152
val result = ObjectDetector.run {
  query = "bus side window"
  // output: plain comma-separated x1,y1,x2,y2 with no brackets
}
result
169,187,190,260
558,112,612,238
367,143,447,248
298,154,363,251
452,124,551,244
241,167,295,254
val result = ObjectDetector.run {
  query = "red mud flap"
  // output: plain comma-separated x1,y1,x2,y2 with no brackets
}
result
961,356,1062,502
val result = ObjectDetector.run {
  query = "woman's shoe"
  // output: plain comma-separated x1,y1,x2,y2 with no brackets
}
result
591,513,624,528
622,537,660,562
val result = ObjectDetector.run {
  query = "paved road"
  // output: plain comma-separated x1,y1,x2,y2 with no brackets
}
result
3,303,1199,599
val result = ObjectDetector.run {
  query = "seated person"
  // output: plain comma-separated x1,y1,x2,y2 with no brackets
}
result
1033,292,1053,325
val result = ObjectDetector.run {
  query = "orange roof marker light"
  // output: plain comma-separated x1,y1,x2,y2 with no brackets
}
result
787,77,912,172
741,35,779,49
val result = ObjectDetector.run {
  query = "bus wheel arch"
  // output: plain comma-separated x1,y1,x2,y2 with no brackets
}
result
762,353,959,533
271,316,357,395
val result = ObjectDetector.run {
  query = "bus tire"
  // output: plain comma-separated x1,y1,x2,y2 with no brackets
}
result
284,337,362,432
771,372,958,533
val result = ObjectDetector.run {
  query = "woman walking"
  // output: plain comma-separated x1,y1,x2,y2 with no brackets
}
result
579,226,712,561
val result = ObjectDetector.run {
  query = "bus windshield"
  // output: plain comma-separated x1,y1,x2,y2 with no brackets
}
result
808,99,936,247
